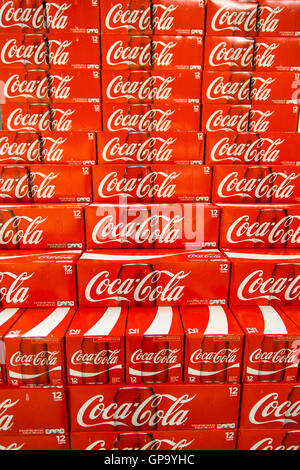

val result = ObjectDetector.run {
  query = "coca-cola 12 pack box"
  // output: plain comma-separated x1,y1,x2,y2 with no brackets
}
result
237,428,300,450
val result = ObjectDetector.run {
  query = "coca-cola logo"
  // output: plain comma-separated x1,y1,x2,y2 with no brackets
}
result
250,76,276,102
254,42,279,69
0,398,19,432
0,271,33,304
10,350,59,367
257,6,284,33
205,76,251,102
205,109,249,132
0,442,24,450
102,136,176,163
106,74,175,102
210,136,285,163
71,349,120,366
106,40,176,68
131,348,180,365
107,108,174,133
210,6,257,33
4,73,73,101
0,171,59,200
1,38,72,66
249,392,300,425
6,107,75,132
86,437,193,450
208,41,253,68
250,436,300,451
0,135,67,163
0,215,47,246
190,348,238,364
249,348,297,364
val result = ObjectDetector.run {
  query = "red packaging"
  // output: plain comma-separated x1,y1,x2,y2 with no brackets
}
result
231,305,300,383
0,103,101,132
4,307,75,386
281,307,300,336
237,428,300,450
0,308,24,384
218,203,300,250
212,166,300,204
239,383,300,429
0,434,69,450
68,383,240,432
204,36,255,71
84,203,219,249
126,306,184,384
0,0,100,33
0,249,80,308
206,0,258,37
0,33,100,69
77,249,230,307
0,386,68,434
92,165,211,203
205,132,300,165
102,70,202,104
202,72,252,104
97,131,204,165
254,38,300,71
224,249,300,306
0,204,85,250
0,69,101,103
101,35,204,71
258,0,300,37
180,306,243,384
0,165,92,203
100,0,205,36
65,307,127,385
250,72,300,104
70,430,237,450
102,103,200,133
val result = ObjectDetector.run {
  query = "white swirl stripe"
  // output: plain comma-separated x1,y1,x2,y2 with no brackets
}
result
69,365,122,378
22,308,70,337
205,306,228,334
83,307,121,336
0,308,19,327
188,363,239,376
145,306,173,335
9,366,61,379
129,364,181,376
259,306,288,334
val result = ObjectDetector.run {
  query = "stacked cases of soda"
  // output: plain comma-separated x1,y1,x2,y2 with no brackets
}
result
0,0,101,451
205,0,300,450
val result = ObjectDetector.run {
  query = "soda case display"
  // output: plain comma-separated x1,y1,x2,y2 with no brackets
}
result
218,203,300,250
0,165,92,204
205,132,300,165
76,249,230,307
231,305,300,383
180,305,243,384
212,165,300,204
70,429,237,450
102,103,201,133
0,204,85,250
0,0,100,33
0,103,102,132
101,70,202,104
257,0,300,37
92,165,211,203
239,383,300,429
0,434,69,450
0,249,81,308
65,307,128,385
0,33,100,69
0,69,101,103
0,308,24,384
68,383,241,432
84,203,220,249
254,37,300,71
0,386,68,435
126,306,184,384
97,131,205,165
4,307,76,386
100,35,204,71
100,0,205,36
237,429,300,450
224,249,300,306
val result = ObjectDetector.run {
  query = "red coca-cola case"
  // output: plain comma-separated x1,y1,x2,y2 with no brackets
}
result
101,35,204,71
0,308,24,384
180,306,243,384
0,434,69,450
0,165,92,203
97,131,205,165
65,307,127,386
212,165,300,204
205,132,300,165
0,33,100,69
4,307,76,386
258,0,300,37
202,71,252,104
237,428,300,450
0,386,68,434
84,203,219,250
0,69,101,103
0,0,100,33
0,203,85,250
0,103,102,132
102,70,202,104
250,72,300,104
281,306,300,334
206,0,258,37
224,249,300,306
254,38,300,71
92,165,211,203
126,306,184,384
231,305,300,383
100,0,205,36
70,429,237,450
218,203,300,249
68,383,240,432
239,383,300,429
0,249,81,308
204,36,255,72
77,249,230,307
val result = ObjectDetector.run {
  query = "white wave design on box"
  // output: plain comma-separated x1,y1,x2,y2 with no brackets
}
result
22,308,70,337
129,363,181,376
69,364,122,378
9,366,61,379
84,307,121,336
145,306,173,335
188,363,239,376
205,306,228,334
259,306,288,334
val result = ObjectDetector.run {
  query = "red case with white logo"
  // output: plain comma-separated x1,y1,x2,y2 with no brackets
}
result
180,306,243,384
281,307,300,335
68,383,240,432
204,36,255,72
0,249,80,308
231,305,300,383
237,428,300,450
84,203,220,249
258,0,300,37
0,434,69,450
126,306,184,384
206,0,258,37
92,165,211,203
77,249,230,307
65,307,128,386
250,72,300,104
254,37,300,71
0,308,24,384
4,307,76,386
